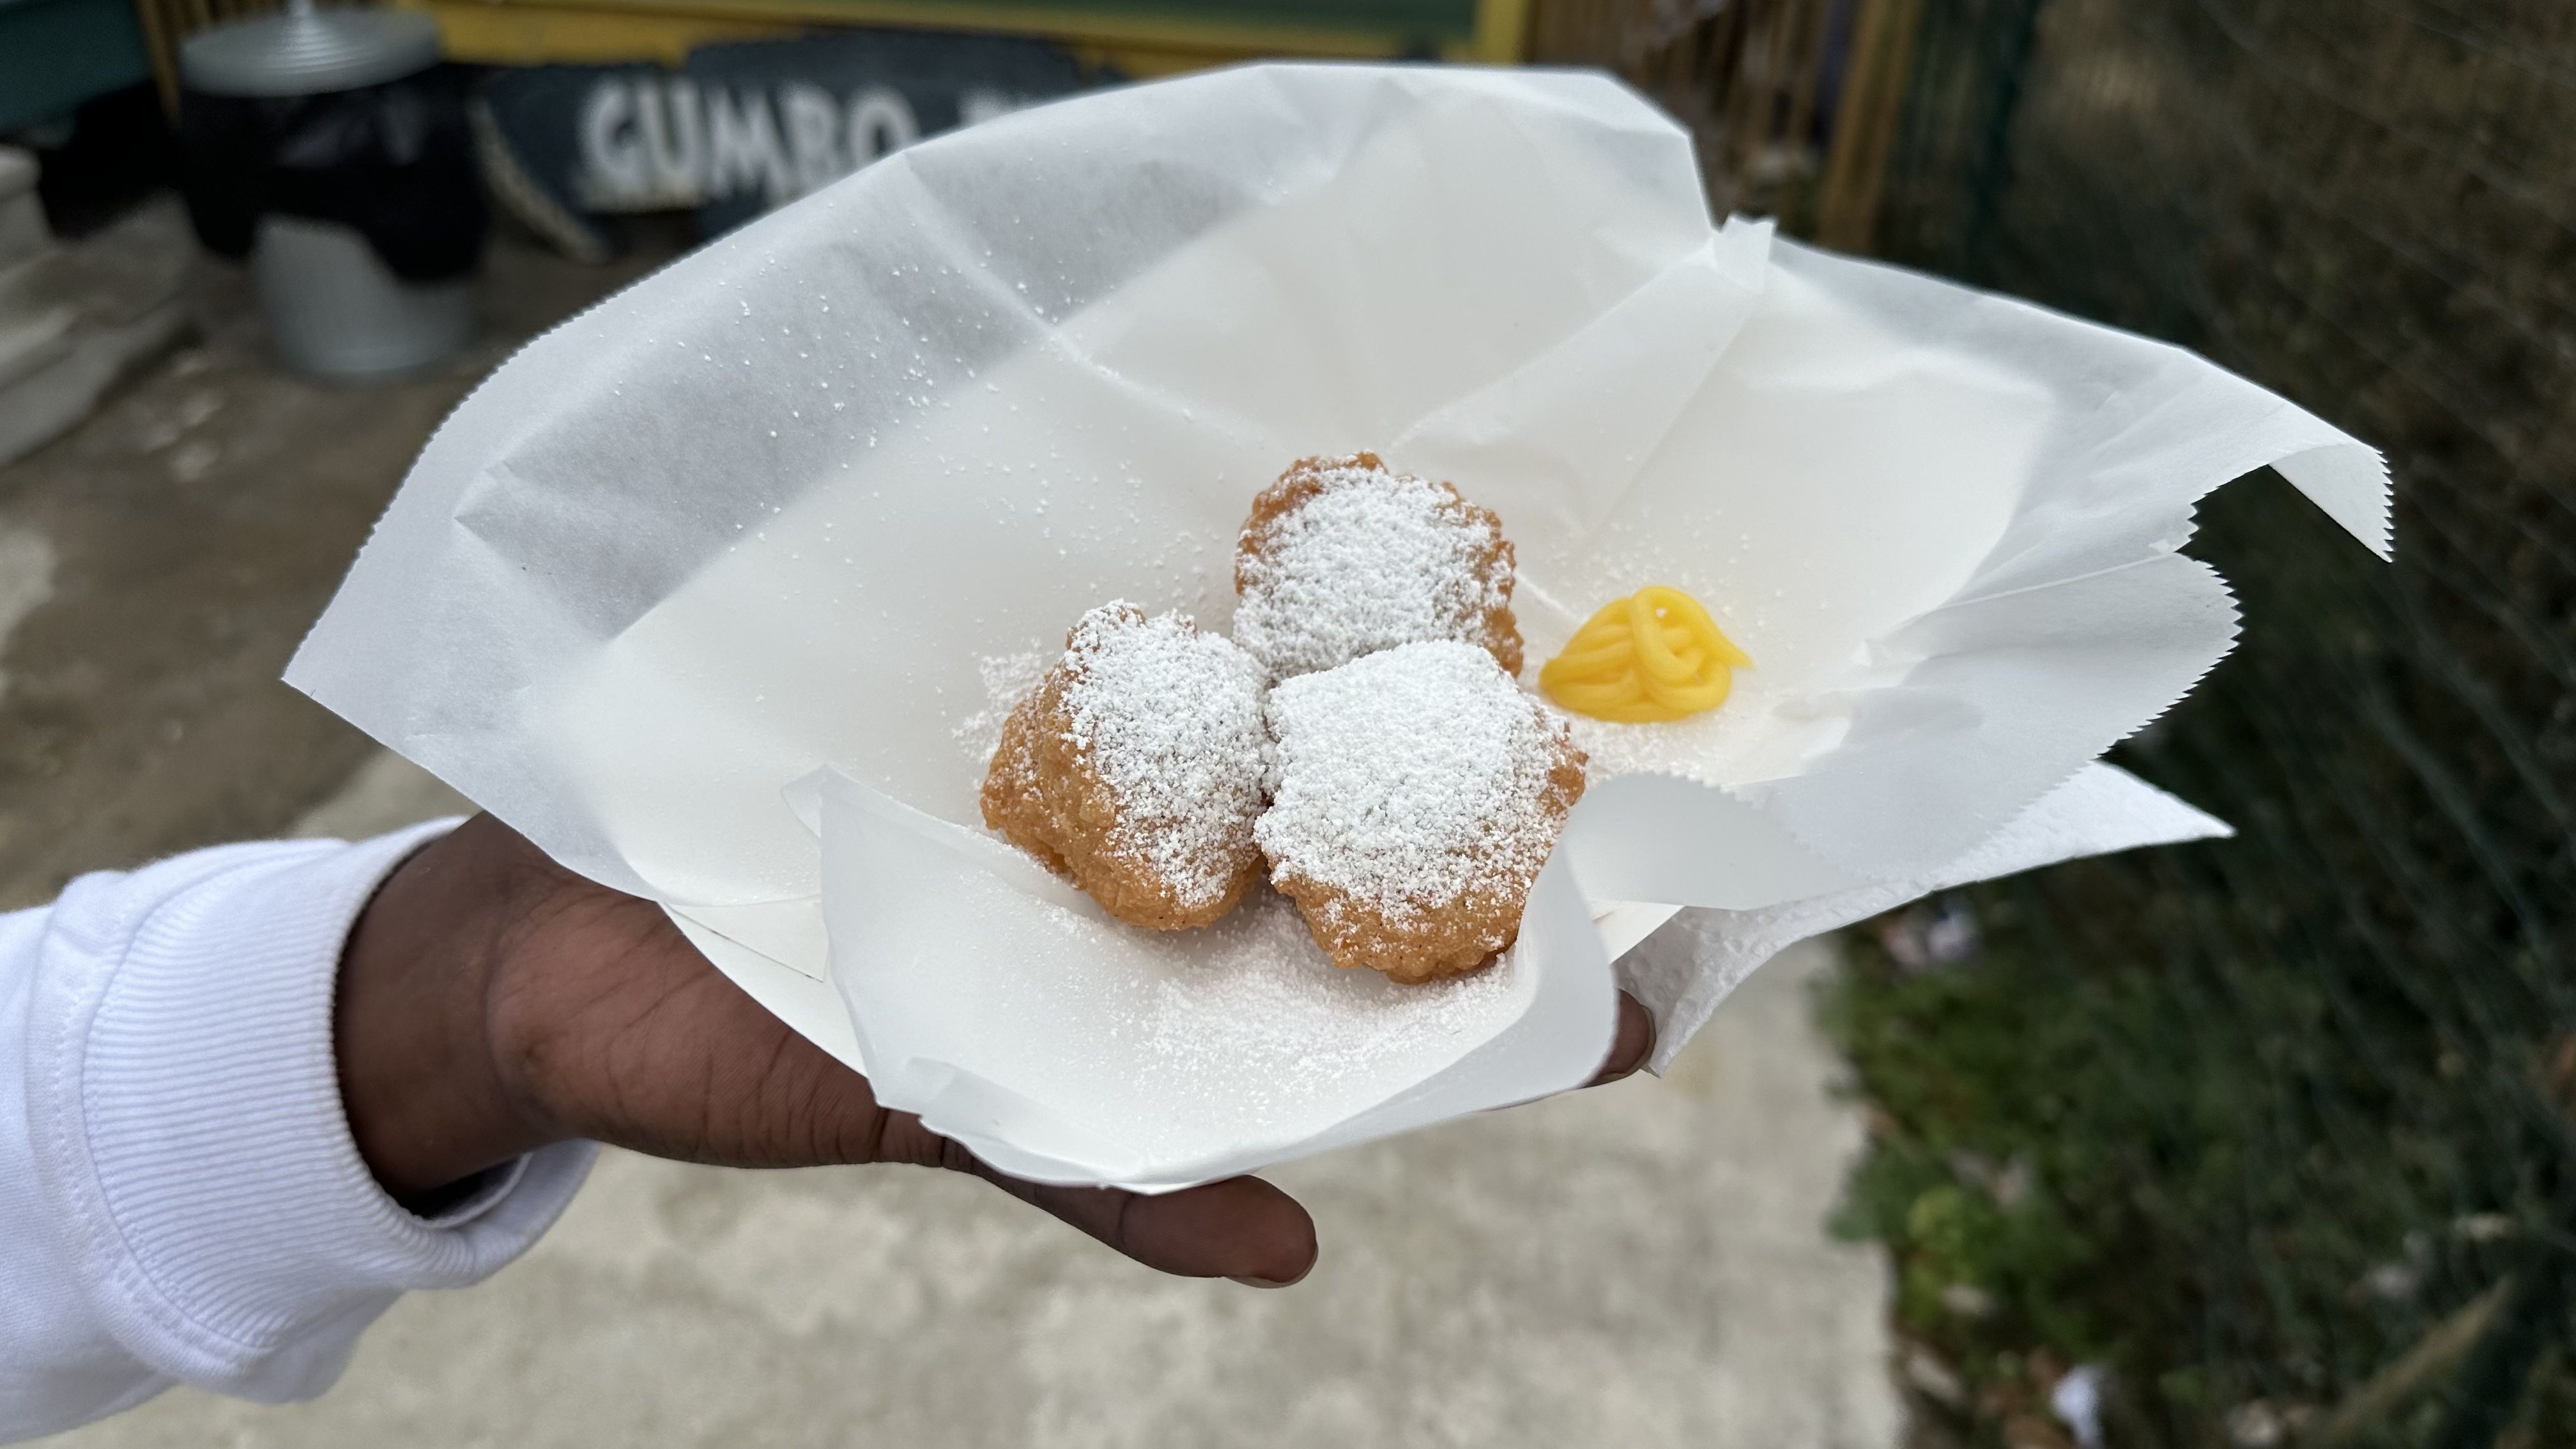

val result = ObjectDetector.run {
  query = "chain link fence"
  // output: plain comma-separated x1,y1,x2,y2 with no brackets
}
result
1533,2,2576,1443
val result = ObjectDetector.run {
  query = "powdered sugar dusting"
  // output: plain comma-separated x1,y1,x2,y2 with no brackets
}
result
955,648,1050,787
1037,886,1524,1117
1060,604,1270,910
1554,707,1749,786
1259,640,1572,924
1542,672,1827,790
1234,457,1511,679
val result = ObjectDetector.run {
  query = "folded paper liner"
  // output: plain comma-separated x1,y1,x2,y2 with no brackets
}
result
288,64,2387,1189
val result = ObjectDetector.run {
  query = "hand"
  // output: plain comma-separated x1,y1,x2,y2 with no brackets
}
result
335,814,1655,1287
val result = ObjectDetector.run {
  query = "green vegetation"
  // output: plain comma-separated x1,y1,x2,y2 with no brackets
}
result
1815,1,2576,1443
1824,857,2573,1448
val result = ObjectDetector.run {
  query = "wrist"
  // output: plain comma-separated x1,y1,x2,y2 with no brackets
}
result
335,816,568,1202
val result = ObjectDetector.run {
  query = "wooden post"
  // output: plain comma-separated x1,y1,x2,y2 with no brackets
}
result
1814,0,1925,253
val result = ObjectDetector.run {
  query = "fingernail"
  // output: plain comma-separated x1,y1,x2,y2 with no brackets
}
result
1597,1046,1651,1086
1227,1264,1311,1289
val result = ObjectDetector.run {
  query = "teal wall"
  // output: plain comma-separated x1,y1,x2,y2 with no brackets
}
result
0,0,151,134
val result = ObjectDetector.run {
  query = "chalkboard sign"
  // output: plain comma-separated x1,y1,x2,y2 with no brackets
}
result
477,29,1101,253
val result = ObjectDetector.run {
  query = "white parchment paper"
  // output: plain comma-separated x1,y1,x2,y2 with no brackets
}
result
288,63,2386,1188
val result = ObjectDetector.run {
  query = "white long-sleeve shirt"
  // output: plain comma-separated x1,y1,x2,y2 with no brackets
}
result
1,823,595,1443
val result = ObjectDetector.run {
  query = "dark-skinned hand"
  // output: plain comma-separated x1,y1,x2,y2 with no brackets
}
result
335,813,1656,1288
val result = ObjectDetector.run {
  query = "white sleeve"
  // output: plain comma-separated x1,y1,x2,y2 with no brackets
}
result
0,824,597,1443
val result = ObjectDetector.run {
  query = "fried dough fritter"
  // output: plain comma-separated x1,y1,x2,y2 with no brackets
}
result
1255,640,1586,982
1232,452,1522,681
980,603,1270,930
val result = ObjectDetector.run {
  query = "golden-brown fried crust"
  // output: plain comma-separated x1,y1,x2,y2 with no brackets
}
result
1480,537,1522,678
977,617,1264,931
977,686,1073,879
1269,735,1586,983
1234,453,1523,677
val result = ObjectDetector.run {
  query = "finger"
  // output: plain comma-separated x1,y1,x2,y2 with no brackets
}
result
940,1140,1318,1285
1586,991,1656,1087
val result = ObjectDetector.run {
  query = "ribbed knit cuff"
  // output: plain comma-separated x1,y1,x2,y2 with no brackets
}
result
26,825,597,1402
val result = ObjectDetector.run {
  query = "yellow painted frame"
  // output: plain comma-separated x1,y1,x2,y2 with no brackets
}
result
405,0,1528,73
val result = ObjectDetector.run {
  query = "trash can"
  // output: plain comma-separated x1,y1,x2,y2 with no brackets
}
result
177,1,480,378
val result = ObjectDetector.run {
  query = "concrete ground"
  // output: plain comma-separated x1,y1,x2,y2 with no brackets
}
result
0,199,678,912
6,204,1903,1448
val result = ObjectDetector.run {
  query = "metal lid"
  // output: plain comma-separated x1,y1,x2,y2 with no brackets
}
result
180,3,441,98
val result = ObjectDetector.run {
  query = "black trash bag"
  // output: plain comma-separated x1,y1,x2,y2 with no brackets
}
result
178,65,486,283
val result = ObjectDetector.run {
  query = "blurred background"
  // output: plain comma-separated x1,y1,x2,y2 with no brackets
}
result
2,1,2568,1446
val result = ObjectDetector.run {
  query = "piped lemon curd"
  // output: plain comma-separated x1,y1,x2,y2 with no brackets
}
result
1538,585,1751,723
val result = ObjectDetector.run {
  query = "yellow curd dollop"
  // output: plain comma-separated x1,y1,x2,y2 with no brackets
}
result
1538,585,1751,723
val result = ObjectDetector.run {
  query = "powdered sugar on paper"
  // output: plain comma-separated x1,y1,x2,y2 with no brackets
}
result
1036,885,1524,1130
954,648,1051,786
